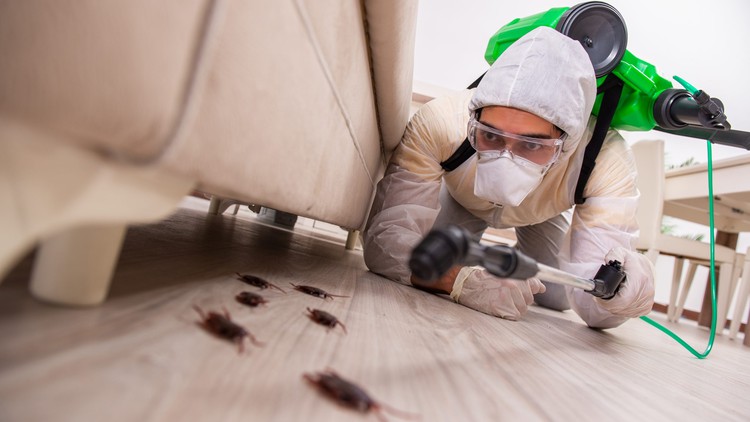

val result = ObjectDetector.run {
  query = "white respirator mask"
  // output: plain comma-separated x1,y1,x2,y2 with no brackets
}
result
474,152,547,206
469,117,563,206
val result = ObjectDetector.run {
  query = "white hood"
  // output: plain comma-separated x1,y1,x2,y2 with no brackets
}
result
468,26,597,162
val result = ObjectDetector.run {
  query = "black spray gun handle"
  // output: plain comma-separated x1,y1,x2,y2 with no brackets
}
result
409,225,626,300
588,259,626,300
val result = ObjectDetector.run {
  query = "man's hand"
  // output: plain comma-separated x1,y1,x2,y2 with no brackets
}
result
451,267,545,320
410,265,462,294
411,265,546,321
594,247,655,318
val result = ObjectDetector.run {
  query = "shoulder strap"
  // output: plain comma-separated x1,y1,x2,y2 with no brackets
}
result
440,138,475,171
439,72,486,172
574,74,624,204
466,71,486,90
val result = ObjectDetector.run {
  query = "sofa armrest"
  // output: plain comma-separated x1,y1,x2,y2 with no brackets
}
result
364,0,419,158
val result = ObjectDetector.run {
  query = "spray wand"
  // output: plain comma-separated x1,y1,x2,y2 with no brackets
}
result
409,225,626,300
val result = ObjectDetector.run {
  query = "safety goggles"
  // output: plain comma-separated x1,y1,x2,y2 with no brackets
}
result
467,118,565,167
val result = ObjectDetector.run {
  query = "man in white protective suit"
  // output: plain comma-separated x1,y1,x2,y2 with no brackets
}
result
362,27,655,329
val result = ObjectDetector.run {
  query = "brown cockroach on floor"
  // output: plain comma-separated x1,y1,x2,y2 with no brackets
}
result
303,370,419,422
235,273,286,293
306,307,347,334
290,283,348,300
193,305,264,353
235,291,268,308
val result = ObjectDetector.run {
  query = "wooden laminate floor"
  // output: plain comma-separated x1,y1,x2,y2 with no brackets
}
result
1,197,749,421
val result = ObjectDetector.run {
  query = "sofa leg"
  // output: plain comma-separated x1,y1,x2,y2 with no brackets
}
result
208,196,221,215
0,117,195,288
29,224,127,306
208,196,242,215
345,230,359,250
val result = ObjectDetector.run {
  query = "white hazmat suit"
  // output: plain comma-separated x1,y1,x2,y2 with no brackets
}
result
363,27,654,329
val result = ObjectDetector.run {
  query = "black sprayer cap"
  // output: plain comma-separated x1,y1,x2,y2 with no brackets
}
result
409,226,469,282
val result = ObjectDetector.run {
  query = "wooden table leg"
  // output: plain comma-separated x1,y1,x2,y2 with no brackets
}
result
698,231,738,328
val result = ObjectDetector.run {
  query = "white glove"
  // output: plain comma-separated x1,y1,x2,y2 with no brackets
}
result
450,267,546,321
593,247,655,318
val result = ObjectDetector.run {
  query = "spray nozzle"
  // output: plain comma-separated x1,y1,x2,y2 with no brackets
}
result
653,76,731,132
672,75,730,130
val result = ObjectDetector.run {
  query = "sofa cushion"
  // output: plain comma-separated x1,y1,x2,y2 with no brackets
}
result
0,0,210,160
161,0,414,229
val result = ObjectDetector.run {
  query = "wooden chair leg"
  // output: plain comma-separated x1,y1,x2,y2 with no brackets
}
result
672,261,699,322
729,256,750,339
715,261,735,335
667,257,685,322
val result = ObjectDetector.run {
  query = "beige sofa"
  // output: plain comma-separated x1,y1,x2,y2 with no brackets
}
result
0,0,418,305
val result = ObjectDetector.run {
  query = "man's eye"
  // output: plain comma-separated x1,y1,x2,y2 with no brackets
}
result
522,141,542,151
483,131,498,142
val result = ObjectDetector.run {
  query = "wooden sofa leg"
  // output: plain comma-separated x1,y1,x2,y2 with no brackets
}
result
208,196,242,216
345,230,359,250
0,117,195,292
30,224,127,306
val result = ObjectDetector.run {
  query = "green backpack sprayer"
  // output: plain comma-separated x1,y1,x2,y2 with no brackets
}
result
478,1,750,204
442,1,749,203
483,1,747,145
441,1,749,204
430,1,750,358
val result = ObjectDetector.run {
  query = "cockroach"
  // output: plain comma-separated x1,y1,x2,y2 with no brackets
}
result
235,291,268,307
306,307,347,334
290,283,348,300
193,305,263,353
235,273,286,293
303,370,419,422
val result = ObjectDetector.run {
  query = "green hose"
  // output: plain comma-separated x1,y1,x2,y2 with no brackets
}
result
673,75,699,95
638,75,717,359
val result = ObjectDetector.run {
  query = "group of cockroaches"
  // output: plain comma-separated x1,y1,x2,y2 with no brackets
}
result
193,272,348,353
193,272,418,421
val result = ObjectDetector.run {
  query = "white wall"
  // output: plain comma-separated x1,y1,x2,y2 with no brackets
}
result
414,0,750,315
